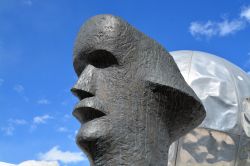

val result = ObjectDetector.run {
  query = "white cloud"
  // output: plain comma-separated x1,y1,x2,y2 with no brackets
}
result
190,19,245,38
1,125,14,136
1,119,27,136
13,84,24,93
57,127,68,132
0,40,20,70
0,160,59,166
241,6,250,21
38,146,86,164
0,78,4,86
30,124,37,131
33,115,53,124
37,99,50,105
190,5,250,39
8,119,27,125
13,84,29,102
245,52,250,69
190,21,217,38
19,161,58,166
218,19,245,36
67,130,78,141
61,100,68,106
22,0,33,6
63,114,70,119
0,161,15,166
23,96,29,102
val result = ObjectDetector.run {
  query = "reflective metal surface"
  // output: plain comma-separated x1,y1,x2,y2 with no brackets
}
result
236,135,250,166
176,128,239,166
168,50,250,166
168,142,178,166
242,98,250,137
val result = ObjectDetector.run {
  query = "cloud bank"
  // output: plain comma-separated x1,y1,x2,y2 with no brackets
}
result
1,119,27,136
38,146,86,164
0,160,58,166
241,6,250,21
0,146,85,166
0,78,4,86
37,99,50,105
190,6,250,38
33,115,53,124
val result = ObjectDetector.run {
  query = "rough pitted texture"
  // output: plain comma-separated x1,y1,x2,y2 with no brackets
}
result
71,14,206,166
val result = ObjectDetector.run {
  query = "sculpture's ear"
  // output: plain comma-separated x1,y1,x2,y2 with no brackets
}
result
145,79,206,143
140,44,206,143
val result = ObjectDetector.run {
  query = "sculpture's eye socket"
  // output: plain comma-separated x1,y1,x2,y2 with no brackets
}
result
87,50,118,69
74,50,119,76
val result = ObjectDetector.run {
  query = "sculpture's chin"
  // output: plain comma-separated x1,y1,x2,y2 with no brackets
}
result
76,116,111,162
76,137,96,164
77,116,109,139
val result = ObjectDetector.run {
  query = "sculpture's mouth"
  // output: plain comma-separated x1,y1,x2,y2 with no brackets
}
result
73,107,106,124
73,97,107,124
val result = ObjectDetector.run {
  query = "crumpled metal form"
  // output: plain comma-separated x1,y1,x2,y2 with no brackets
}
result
168,50,250,166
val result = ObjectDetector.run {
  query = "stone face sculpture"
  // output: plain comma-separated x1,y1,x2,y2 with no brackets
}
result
71,15,206,166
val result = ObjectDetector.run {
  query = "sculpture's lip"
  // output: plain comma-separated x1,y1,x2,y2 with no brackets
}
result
73,97,108,124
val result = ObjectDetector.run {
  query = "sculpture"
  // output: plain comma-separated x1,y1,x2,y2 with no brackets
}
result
71,15,206,166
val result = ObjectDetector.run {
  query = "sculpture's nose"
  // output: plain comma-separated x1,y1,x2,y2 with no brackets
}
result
71,65,96,100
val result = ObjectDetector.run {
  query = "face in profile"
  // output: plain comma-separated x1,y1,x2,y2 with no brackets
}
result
71,15,205,166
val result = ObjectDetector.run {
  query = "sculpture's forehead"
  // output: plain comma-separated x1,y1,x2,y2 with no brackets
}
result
80,15,122,36
73,15,142,76
74,14,138,57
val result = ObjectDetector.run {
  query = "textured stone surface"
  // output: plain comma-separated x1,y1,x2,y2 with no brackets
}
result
71,14,206,166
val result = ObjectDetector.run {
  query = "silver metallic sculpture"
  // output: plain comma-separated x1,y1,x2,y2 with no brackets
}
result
168,50,250,166
71,15,205,166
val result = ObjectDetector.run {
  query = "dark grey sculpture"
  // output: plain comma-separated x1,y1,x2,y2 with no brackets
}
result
71,14,206,166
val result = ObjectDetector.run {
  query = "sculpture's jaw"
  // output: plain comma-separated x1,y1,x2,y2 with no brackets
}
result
74,112,111,165
76,116,111,165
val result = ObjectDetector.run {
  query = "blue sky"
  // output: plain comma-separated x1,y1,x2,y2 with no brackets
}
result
0,0,250,166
